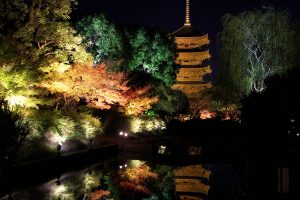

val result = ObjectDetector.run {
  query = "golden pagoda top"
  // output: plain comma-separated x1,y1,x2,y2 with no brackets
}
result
184,0,191,26
170,0,205,37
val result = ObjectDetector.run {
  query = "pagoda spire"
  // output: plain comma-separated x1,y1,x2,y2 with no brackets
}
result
184,0,191,26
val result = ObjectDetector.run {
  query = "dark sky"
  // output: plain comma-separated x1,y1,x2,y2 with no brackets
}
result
74,0,300,74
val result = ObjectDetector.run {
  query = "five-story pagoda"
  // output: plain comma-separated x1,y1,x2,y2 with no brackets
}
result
170,0,212,98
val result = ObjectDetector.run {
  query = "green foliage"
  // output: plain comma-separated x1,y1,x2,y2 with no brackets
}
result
51,115,77,138
76,112,103,139
103,174,121,200
218,8,298,98
129,116,166,136
81,171,100,194
154,165,175,200
142,195,159,200
0,100,29,158
25,110,52,140
125,28,178,86
27,108,103,143
152,84,189,115
76,14,124,63
76,14,178,86
25,109,77,145
0,0,92,111
0,0,105,149
0,0,91,67
49,184,75,200
0,67,42,109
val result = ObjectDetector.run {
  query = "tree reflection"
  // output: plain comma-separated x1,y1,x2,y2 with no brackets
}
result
8,162,213,200
119,163,158,199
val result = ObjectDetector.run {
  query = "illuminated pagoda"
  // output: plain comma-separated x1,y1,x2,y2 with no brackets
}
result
170,0,212,97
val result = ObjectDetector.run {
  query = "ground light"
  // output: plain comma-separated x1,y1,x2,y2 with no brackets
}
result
119,164,128,169
119,131,128,137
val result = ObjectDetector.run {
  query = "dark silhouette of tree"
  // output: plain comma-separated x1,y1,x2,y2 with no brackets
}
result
241,66,300,151
0,100,29,159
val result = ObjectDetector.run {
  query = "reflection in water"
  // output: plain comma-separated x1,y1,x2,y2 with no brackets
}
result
175,165,211,200
120,163,158,199
9,160,241,200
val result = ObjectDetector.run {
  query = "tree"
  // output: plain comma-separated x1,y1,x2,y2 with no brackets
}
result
125,28,178,86
151,84,189,117
242,67,300,144
40,63,129,109
0,0,91,109
40,63,158,115
218,8,298,97
122,86,159,116
0,100,29,158
76,14,124,64
75,15,178,87
0,0,91,66
120,163,158,198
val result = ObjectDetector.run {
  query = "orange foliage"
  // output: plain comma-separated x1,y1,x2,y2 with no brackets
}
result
89,190,110,200
120,181,151,195
122,86,159,116
40,63,158,115
41,63,128,109
199,109,217,120
121,164,158,184
120,164,158,195
189,97,212,118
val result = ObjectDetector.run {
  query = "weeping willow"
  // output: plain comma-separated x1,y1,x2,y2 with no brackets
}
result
217,8,297,98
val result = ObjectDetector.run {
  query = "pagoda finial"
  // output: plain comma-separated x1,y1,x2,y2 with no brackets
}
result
184,0,191,26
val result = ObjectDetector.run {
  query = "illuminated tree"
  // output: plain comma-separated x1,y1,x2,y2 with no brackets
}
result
125,28,178,86
76,15,178,86
40,63,158,115
129,116,166,135
0,0,91,109
76,14,124,64
76,113,103,139
0,0,91,65
122,86,159,116
218,8,298,97
40,63,128,109
0,68,42,109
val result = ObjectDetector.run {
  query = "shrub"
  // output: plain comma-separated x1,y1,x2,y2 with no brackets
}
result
0,100,29,158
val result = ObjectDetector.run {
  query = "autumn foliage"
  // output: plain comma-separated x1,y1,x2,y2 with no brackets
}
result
122,86,159,116
89,190,111,200
40,63,158,115
120,164,158,195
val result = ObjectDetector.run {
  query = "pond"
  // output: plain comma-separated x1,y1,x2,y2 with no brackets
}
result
4,158,244,200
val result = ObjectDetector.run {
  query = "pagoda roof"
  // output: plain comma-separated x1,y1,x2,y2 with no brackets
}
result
170,25,205,37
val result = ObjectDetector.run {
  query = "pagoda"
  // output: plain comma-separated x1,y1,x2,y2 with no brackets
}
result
170,0,212,97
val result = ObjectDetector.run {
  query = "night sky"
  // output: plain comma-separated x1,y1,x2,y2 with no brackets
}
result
74,0,300,74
